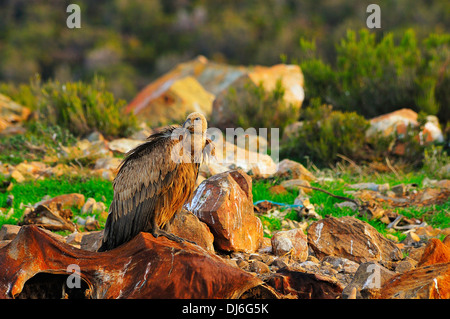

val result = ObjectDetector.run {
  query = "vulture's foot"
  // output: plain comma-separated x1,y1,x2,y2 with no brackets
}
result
151,228,197,245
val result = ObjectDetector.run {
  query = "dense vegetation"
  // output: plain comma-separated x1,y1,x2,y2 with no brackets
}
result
1,0,448,116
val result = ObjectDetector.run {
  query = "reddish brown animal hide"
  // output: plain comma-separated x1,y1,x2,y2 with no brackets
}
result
0,226,265,299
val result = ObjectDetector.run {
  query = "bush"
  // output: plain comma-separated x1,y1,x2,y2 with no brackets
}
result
298,29,450,120
1,76,137,138
226,78,299,140
280,101,370,166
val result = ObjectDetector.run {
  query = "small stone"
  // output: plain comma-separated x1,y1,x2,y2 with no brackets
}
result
249,260,270,274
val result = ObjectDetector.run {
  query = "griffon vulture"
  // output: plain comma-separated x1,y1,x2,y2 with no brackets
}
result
98,112,214,251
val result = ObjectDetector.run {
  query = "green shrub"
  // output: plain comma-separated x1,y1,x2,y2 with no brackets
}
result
298,29,450,120
226,78,299,140
1,76,137,138
280,102,370,166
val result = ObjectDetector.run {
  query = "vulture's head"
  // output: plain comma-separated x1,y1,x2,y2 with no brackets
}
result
183,112,207,135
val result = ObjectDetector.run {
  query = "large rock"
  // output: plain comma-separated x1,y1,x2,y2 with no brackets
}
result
378,238,450,299
0,225,272,299
124,57,216,127
170,209,215,253
307,216,402,263
379,262,450,299
185,169,263,253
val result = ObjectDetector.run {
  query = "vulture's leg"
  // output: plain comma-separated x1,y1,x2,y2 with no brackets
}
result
150,220,197,245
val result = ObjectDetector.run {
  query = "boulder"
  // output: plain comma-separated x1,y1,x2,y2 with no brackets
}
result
307,216,402,263
0,225,270,299
125,74,215,127
271,228,308,262
170,209,215,253
417,238,450,267
185,169,263,253
379,262,450,299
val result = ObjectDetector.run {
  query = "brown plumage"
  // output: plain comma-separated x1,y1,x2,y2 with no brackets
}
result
98,112,214,252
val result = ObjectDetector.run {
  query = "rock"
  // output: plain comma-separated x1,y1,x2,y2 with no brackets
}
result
321,256,360,274
85,216,100,231
307,216,402,263
342,262,395,299
80,230,104,252
37,193,86,210
366,108,444,155
0,93,31,133
125,73,215,127
267,266,344,299
170,209,215,253
0,224,21,240
0,225,271,299
198,162,230,178
108,138,143,154
435,179,450,190
271,229,308,262
211,64,304,130
185,169,263,253
280,179,312,193
10,169,25,183
274,159,315,181
249,260,271,274
65,231,85,247
77,139,112,159
379,262,450,299
348,182,390,192
94,157,122,170
417,238,450,267
214,140,277,177
80,198,106,216
395,259,416,273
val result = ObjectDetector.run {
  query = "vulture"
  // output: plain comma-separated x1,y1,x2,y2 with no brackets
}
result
98,112,214,252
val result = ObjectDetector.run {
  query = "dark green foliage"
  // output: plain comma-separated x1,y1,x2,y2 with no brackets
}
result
281,102,369,166
299,29,450,121
0,76,137,138
226,79,298,139
0,0,448,102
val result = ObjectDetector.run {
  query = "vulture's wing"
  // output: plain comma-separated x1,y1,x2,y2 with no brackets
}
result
100,126,183,251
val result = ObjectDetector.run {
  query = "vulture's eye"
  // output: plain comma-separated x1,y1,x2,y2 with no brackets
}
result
195,117,200,121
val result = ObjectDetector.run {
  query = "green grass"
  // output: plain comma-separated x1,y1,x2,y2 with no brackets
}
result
0,170,448,242
252,172,449,240
0,175,113,227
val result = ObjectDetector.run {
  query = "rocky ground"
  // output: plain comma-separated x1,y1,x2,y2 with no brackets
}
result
0,165,449,299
